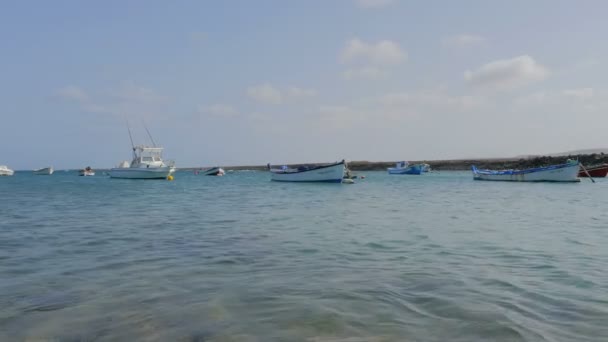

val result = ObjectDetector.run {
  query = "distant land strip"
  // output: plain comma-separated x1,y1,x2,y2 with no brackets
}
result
180,153,608,172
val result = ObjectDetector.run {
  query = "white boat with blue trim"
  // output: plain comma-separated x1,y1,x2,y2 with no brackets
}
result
268,160,345,182
471,160,580,182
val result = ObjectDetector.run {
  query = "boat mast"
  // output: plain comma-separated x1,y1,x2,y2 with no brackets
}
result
143,121,157,147
125,119,136,159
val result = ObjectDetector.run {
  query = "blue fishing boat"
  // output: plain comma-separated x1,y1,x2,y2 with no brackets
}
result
387,161,424,175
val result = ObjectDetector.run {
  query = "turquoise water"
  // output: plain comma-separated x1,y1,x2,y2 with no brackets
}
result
1,171,607,341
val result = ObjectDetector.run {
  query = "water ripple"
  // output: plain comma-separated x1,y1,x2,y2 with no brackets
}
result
1,171,608,341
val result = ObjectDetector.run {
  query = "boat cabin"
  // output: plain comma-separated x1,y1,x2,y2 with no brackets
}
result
130,146,166,168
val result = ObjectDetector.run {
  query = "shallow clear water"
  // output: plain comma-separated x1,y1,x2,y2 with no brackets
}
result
1,170,607,341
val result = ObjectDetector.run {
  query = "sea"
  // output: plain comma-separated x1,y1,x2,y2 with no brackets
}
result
1,170,607,341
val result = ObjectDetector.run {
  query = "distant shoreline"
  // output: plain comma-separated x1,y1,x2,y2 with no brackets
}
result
26,153,605,172
180,153,608,172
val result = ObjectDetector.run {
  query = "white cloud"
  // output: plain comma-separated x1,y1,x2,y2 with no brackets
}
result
247,84,316,105
442,34,486,48
56,85,88,102
464,55,549,89
56,83,171,119
562,88,594,100
377,90,484,111
513,91,548,106
82,104,109,114
247,84,283,105
198,104,238,117
285,86,317,99
317,88,485,128
318,105,364,127
319,105,355,117
516,88,596,106
249,112,272,122
341,38,406,65
342,67,388,80
111,83,168,103
356,0,394,9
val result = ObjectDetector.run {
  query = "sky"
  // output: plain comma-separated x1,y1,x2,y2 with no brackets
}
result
2,0,608,169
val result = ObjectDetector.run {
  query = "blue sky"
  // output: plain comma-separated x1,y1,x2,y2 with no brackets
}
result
2,0,608,169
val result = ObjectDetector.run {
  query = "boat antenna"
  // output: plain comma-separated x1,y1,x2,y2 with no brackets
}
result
143,121,157,147
127,123,135,150
124,117,136,160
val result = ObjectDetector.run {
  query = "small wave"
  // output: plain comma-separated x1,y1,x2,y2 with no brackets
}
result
22,292,80,313
297,248,319,254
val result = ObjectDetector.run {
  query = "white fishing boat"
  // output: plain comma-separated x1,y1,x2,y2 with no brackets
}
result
0,165,14,176
199,166,225,176
79,166,95,176
268,160,345,182
109,146,175,179
471,160,581,182
33,166,54,175
109,123,176,179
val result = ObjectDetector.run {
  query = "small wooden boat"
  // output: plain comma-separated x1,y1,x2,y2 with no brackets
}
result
471,160,580,182
578,164,608,178
388,161,423,175
268,160,345,182
33,166,54,175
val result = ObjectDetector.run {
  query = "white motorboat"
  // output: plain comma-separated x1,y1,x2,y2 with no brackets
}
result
471,160,580,182
109,145,175,179
79,166,95,176
0,165,14,176
33,166,54,175
199,166,225,176
268,160,345,182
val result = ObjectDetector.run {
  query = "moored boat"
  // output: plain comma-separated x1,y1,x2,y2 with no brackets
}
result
578,164,608,178
79,166,95,176
388,161,424,175
471,160,580,182
33,166,54,175
109,146,175,179
268,160,345,182
0,165,14,176
200,166,225,176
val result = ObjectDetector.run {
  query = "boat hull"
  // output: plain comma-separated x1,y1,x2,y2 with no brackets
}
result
472,162,580,182
109,167,175,179
388,164,423,175
33,167,54,175
270,161,345,182
200,167,225,176
79,171,95,176
0,170,14,176
579,164,608,177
